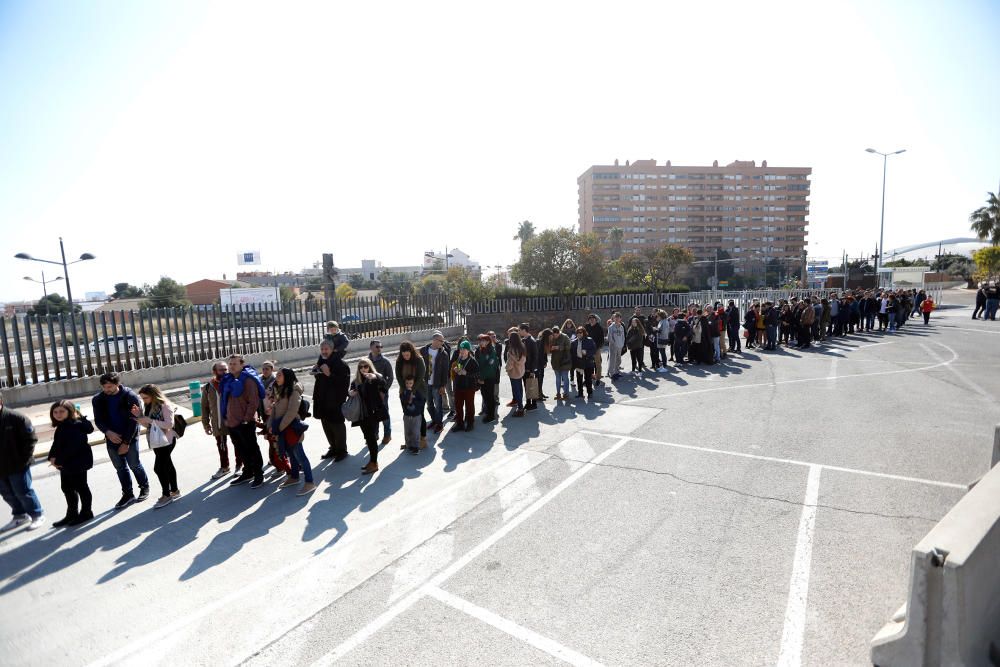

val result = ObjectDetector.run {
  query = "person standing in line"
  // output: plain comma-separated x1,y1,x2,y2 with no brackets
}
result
536,329,551,401
743,305,758,349
725,300,741,354
706,306,721,363
202,362,240,480
630,307,647,370
548,326,572,400
626,317,647,374
673,313,692,364
131,384,180,509
764,301,780,351
368,340,394,445
349,359,388,474
395,340,427,448
819,299,831,342
986,282,1000,321
272,368,315,496
655,310,671,371
585,314,606,386
488,331,503,412
260,361,291,480
92,372,149,509
518,324,540,411
400,377,426,454
645,309,660,370
421,332,451,434
451,341,480,432
798,298,816,348
913,289,926,317
606,312,626,380
223,355,266,488
561,319,578,393
920,296,935,324
0,393,44,531
48,401,94,527
315,340,351,461
505,331,527,417
475,335,500,422
972,284,986,320
571,326,597,399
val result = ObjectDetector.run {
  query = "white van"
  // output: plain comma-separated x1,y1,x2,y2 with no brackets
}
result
90,335,136,354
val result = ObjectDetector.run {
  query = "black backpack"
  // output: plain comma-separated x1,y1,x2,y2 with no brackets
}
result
173,412,187,438
297,397,311,420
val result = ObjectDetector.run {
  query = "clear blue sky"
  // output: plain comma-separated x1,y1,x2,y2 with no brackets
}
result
1,0,998,302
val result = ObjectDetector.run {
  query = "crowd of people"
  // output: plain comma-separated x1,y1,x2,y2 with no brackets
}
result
0,289,938,530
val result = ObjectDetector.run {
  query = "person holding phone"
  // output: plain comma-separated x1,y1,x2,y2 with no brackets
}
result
92,372,150,509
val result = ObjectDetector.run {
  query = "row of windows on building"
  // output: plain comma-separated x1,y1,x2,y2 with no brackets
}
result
597,204,807,212
614,225,796,233
592,183,810,192
593,215,807,224
593,194,806,203
593,172,807,181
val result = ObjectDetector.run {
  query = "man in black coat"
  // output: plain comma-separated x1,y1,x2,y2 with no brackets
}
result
0,392,45,531
518,324,539,411
92,372,150,508
315,339,351,461
725,300,741,353
585,314,606,386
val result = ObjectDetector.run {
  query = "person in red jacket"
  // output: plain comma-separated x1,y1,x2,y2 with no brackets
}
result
920,297,935,325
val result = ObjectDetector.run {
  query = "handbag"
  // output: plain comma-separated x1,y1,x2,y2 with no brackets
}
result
524,376,540,401
341,393,363,422
147,423,169,448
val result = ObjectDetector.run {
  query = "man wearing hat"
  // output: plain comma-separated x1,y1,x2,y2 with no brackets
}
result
451,340,480,432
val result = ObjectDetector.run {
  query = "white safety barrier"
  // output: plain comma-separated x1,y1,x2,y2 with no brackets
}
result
871,431,1000,665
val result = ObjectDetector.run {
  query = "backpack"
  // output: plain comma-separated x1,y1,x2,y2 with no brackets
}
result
173,412,187,438
297,397,311,420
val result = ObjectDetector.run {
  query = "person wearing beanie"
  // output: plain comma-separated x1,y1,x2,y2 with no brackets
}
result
450,340,480,432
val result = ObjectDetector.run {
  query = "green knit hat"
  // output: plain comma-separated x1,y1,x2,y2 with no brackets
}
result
459,340,473,351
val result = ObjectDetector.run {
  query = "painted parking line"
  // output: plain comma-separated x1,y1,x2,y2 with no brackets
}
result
309,437,632,666
623,339,957,405
578,431,967,490
777,465,822,667
425,585,605,667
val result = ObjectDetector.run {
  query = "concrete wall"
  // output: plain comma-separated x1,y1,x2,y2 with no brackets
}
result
1,326,463,407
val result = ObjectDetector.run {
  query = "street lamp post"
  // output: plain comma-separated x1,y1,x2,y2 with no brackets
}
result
15,237,95,313
865,147,906,283
23,271,64,315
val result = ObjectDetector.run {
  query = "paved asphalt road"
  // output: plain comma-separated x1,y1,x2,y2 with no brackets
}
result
1,302,998,666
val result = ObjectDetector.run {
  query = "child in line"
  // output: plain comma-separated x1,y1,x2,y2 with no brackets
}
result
48,400,95,527
400,377,426,454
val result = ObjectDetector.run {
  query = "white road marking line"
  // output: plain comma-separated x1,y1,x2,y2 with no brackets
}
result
777,464,822,667
425,585,606,667
498,470,543,523
578,431,967,490
87,450,544,667
826,357,838,380
310,436,632,666
938,325,1000,335
920,341,994,402
389,533,455,603
854,341,895,349
623,340,957,404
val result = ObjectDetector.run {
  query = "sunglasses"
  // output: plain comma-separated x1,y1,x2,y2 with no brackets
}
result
373,345,382,349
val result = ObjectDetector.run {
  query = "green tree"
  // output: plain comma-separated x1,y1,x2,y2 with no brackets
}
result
510,228,606,305
931,253,975,280
513,220,536,252
27,293,80,316
379,271,415,307
613,244,694,293
607,227,624,260
972,246,1000,279
111,282,144,299
303,276,325,291
348,274,367,289
969,191,1000,245
443,266,494,309
883,258,929,268
279,286,296,303
141,277,189,309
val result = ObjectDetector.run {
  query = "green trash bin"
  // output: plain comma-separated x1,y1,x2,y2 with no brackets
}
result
189,381,203,418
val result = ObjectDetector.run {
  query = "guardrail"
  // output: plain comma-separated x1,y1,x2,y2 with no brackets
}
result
1,295,458,388
871,426,1000,665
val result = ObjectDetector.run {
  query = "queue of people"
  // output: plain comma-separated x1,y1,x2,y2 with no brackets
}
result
0,292,939,532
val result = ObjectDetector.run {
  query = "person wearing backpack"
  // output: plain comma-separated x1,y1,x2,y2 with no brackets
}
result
222,354,266,488
131,384,180,509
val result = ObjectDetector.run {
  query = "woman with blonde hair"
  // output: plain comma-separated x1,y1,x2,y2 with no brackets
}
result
131,384,180,509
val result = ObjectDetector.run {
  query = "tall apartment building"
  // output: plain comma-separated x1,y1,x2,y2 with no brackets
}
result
578,159,810,277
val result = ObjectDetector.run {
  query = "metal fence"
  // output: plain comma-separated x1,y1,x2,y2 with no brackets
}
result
0,295,459,388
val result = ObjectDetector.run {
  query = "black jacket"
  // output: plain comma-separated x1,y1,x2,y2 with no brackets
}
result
92,386,141,443
368,353,394,392
350,376,389,425
585,322,605,348
452,355,480,391
312,360,350,422
522,336,538,375
49,418,95,473
726,305,740,328
0,407,37,476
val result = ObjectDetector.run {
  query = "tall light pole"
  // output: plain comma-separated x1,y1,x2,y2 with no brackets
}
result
865,147,906,283
15,237,95,313
23,272,64,315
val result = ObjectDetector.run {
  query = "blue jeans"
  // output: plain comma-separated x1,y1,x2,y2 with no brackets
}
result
888,313,897,331
555,370,570,396
380,417,391,438
510,377,524,408
107,440,149,494
284,439,313,484
766,324,777,349
986,299,999,320
427,384,445,425
0,468,43,518
712,337,721,362
865,313,876,330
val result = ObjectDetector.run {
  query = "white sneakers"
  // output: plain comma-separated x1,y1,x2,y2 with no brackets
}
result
1,514,32,532
211,468,231,480
26,515,45,531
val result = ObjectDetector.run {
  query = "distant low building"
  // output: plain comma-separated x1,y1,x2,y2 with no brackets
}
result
185,279,250,306
422,248,481,274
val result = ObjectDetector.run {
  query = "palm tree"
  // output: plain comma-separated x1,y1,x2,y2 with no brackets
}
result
513,220,536,252
608,226,624,259
970,191,1000,245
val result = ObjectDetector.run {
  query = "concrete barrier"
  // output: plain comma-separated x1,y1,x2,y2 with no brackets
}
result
871,453,1000,666
2,326,463,408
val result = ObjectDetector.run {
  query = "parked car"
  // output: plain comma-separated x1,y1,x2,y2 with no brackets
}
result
90,335,136,354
